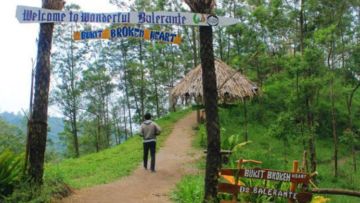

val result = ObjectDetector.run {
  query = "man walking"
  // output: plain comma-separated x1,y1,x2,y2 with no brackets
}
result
140,113,161,172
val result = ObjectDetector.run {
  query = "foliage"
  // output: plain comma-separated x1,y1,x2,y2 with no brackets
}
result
171,174,204,203
0,119,25,154
0,149,23,199
4,175,71,203
175,104,360,202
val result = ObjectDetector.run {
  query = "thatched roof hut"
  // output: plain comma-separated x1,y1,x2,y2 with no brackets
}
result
171,59,258,104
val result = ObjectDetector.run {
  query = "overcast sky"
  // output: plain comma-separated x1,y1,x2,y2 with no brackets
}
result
0,1,120,115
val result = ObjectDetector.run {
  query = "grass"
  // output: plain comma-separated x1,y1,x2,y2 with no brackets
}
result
171,174,204,203
45,109,191,189
172,106,360,203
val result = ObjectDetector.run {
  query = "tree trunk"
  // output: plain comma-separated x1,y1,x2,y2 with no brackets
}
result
70,25,79,158
151,50,160,118
243,99,248,141
329,62,338,177
27,0,64,184
24,67,35,174
121,43,134,136
139,40,145,120
192,27,201,124
192,27,198,68
199,26,221,202
218,28,224,60
184,1,220,200
96,116,100,152
299,0,305,55
306,100,317,174
123,104,128,140
72,113,79,157
347,83,360,172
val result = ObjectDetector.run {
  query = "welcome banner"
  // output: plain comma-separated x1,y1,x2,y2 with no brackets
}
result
16,5,240,26
73,26,182,45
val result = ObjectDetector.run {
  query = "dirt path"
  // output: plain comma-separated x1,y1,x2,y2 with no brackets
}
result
62,112,200,203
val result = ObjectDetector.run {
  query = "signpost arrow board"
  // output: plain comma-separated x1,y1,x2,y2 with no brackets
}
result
16,5,240,26
73,26,182,45
218,183,313,202
220,168,310,184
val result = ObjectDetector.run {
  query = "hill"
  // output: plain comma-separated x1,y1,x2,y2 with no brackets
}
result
0,112,65,152
172,105,360,203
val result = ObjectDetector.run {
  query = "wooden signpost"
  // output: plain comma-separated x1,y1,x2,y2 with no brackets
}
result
218,183,312,202
220,168,310,184
218,159,313,203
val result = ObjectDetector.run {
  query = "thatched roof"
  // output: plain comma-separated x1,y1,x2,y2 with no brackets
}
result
171,59,258,104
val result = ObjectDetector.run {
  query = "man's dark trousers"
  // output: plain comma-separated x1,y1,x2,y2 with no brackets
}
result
143,141,156,171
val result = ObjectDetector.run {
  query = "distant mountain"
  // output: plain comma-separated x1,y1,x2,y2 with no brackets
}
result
0,111,26,131
0,112,65,152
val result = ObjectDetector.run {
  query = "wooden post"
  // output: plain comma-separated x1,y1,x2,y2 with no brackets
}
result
289,160,299,203
24,66,35,174
231,159,243,203
27,0,65,184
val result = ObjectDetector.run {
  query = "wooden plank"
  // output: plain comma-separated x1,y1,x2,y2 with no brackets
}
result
218,183,239,194
289,160,299,203
220,168,310,184
296,192,313,203
221,175,244,186
217,183,312,202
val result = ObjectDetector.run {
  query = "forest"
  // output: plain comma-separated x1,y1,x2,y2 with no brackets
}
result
1,0,359,202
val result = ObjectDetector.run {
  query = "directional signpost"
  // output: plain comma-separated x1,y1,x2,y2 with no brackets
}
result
16,5,240,27
73,26,182,44
220,168,310,184
218,159,313,203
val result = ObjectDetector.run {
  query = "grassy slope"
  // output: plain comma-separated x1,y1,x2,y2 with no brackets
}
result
45,109,190,189
172,107,360,203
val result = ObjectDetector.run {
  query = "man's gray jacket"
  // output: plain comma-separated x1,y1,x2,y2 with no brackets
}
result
140,120,161,143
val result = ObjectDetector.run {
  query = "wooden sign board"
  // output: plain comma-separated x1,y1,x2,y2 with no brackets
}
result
16,5,240,26
73,26,181,44
220,168,310,184
218,183,313,202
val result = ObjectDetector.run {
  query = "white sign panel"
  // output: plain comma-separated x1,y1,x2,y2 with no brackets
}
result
16,5,240,26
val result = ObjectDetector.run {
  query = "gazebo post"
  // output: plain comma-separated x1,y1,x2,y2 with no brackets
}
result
169,87,176,112
195,96,201,123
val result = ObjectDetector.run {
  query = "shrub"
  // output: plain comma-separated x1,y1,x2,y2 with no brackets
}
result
0,149,22,199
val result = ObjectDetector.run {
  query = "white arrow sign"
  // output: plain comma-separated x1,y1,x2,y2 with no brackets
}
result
16,5,240,26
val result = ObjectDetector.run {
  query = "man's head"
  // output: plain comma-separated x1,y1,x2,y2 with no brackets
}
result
144,113,152,120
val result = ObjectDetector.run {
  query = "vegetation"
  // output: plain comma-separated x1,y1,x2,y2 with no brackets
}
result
1,0,359,202
4,175,70,203
45,109,190,189
0,150,22,200
173,106,360,203
171,174,205,203
0,119,25,154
